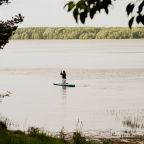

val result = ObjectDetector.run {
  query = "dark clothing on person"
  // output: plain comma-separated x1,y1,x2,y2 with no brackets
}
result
60,70,66,79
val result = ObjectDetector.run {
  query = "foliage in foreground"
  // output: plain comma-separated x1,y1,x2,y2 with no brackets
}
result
0,129,96,144
2,119,144,144
12,27,144,40
0,120,113,144
0,127,64,144
65,0,144,28
0,0,24,49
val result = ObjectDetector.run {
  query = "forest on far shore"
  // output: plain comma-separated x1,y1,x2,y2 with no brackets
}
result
12,27,144,39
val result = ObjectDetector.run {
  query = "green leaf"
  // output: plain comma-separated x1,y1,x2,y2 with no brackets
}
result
107,0,112,5
129,16,134,29
67,1,75,12
136,14,142,24
90,7,96,19
126,3,135,16
64,1,75,11
76,0,87,10
80,11,87,24
87,0,96,5
138,1,144,14
104,7,109,14
73,8,79,23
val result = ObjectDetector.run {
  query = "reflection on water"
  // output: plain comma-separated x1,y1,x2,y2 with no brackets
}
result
123,118,143,132
107,109,144,134
61,86,67,104
122,115,144,133
0,40,144,133
62,86,67,96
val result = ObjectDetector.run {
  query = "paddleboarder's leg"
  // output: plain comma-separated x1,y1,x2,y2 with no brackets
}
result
62,78,66,84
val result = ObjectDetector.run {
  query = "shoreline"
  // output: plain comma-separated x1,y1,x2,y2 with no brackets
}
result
1,126,144,144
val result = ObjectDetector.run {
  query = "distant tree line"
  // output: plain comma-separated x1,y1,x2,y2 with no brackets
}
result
12,27,144,39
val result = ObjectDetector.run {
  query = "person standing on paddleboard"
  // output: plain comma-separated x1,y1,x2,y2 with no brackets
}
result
60,70,66,84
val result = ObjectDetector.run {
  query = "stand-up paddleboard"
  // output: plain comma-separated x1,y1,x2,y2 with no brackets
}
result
53,83,75,87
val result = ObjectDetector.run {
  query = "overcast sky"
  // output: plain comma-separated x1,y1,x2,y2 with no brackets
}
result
0,0,134,27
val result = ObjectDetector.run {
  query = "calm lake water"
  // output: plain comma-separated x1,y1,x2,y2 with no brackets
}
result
0,40,144,134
